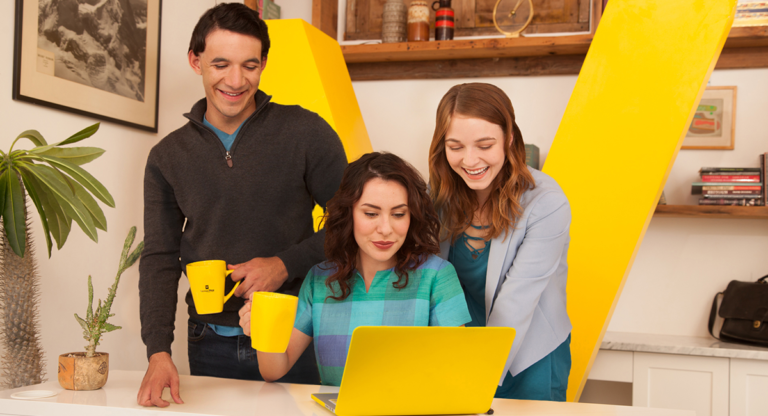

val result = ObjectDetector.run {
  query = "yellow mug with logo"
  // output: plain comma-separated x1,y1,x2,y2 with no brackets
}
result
186,260,241,315
251,292,299,353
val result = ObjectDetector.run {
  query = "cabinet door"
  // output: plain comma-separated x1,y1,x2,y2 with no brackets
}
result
730,358,768,416
589,350,633,382
633,352,729,416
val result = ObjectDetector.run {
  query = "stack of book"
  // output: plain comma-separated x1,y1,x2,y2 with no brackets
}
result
691,165,765,206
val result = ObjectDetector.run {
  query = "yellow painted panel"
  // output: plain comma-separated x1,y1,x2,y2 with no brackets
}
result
303,24,373,163
542,0,736,401
261,19,373,162
260,20,374,230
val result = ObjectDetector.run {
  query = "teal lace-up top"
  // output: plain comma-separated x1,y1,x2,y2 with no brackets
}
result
448,224,490,327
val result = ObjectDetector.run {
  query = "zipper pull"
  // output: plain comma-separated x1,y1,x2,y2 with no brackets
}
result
225,151,233,168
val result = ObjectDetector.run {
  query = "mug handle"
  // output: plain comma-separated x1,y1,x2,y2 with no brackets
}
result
432,1,440,11
223,270,241,304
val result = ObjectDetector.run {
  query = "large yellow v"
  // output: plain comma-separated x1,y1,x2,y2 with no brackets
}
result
543,0,737,401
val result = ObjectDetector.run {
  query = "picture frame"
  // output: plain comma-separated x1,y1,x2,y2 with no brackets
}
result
681,86,737,150
12,0,162,132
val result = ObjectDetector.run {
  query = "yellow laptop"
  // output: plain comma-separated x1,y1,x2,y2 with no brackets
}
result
311,326,516,416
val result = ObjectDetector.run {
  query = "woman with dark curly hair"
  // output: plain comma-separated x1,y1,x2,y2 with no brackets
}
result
239,152,470,386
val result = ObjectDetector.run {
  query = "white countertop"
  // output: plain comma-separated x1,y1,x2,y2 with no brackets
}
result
601,331,768,360
0,370,694,416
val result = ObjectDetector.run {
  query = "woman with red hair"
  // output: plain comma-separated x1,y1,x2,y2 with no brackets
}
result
429,83,572,401
239,152,470,386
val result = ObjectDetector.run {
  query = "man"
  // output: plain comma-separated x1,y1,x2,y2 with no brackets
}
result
137,3,346,407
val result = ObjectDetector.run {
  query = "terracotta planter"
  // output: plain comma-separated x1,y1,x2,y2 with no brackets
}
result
58,352,109,390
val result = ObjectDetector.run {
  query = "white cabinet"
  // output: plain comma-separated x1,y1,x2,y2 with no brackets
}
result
587,334,768,416
730,358,768,416
590,350,633,382
632,352,729,416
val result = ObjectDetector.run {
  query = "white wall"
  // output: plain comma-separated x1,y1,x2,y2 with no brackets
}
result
1,0,766,390
274,0,312,23
354,77,576,177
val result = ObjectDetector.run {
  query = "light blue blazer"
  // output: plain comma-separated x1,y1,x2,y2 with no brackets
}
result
439,168,572,383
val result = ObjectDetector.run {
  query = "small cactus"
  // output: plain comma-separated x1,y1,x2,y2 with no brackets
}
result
74,227,143,358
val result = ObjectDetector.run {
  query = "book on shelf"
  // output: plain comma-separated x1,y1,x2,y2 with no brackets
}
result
702,193,762,199
691,182,763,194
698,198,765,206
702,190,762,196
700,175,761,182
699,167,762,173
702,185,762,191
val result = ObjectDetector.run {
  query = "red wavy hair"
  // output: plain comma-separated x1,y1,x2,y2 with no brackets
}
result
428,83,535,243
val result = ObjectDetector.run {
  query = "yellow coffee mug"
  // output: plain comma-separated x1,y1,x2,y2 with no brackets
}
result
186,260,241,315
251,292,299,353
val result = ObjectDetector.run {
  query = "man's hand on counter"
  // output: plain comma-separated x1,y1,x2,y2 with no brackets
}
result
137,352,184,407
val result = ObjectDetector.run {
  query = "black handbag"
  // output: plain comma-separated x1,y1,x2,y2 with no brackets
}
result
708,274,768,347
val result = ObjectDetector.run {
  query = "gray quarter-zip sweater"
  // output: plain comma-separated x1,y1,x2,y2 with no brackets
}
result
139,92,347,359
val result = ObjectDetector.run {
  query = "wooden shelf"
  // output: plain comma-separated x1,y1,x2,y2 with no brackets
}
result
723,25,768,48
342,34,594,63
654,204,768,219
342,26,768,80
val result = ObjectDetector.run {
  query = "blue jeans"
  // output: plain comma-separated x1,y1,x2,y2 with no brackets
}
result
187,318,321,384
495,334,571,401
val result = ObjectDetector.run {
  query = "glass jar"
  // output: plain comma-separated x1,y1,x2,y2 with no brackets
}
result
407,1,430,42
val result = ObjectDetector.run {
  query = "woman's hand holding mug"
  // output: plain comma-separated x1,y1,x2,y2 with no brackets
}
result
238,295,252,336
249,292,298,353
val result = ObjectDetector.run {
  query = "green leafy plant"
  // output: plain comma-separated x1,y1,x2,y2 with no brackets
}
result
75,227,143,358
0,122,114,257
0,123,113,388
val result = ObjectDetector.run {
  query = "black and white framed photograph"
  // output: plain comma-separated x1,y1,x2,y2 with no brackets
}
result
13,0,161,132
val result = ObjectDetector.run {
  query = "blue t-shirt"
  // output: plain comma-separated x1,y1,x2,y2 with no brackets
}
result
449,231,490,327
203,114,244,151
200,113,245,337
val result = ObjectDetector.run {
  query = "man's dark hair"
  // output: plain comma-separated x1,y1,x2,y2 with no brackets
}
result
189,3,271,59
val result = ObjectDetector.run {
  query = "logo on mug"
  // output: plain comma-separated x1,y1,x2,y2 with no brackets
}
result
202,284,214,293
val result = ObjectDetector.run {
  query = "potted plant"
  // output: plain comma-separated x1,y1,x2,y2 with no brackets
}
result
58,226,143,391
0,123,114,389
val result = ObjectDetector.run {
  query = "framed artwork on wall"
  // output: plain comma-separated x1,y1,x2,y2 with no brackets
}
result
681,86,737,150
12,0,162,132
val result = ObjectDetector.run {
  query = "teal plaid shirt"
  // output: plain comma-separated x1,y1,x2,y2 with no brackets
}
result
294,254,471,386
